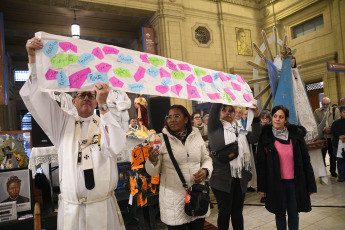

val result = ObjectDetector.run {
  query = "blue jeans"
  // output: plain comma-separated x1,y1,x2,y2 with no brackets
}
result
275,179,299,230
333,146,345,179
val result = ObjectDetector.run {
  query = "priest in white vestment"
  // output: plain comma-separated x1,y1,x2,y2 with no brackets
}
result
20,37,126,230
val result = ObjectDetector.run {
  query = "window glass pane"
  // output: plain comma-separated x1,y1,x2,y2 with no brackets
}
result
292,15,324,39
15,70,30,82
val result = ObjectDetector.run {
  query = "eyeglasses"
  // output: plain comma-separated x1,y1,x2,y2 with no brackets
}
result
193,116,201,119
165,114,181,120
322,103,330,106
76,93,96,100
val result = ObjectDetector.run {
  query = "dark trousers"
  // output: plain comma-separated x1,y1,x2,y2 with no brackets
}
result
321,138,336,173
167,218,205,230
212,178,245,230
275,179,299,230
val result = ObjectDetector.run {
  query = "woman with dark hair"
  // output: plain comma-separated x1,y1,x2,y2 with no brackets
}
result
331,105,345,182
145,105,212,230
208,103,260,230
260,109,271,125
191,112,208,147
257,105,317,230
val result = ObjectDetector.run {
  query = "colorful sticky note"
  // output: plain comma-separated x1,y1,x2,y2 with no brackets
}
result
224,88,237,100
148,57,165,67
146,66,159,78
50,54,78,68
102,46,119,55
197,82,206,89
118,54,134,64
77,53,95,67
227,74,237,80
87,72,109,83
221,91,232,103
166,59,178,71
92,47,104,60
202,75,213,83
155,85,169,94
128,83,144,92
56,70,70,87
171,71,185,80
187,84,201,99
193,68,206,77
185,74,195,85
134,66,146,82
236,74,246,84
45,69,58,80
114,67,131,78
212,73,219,81
109,77,124,88
211,82,223,92
59,42,77,53
218,72,230,81
178,63,191,71
43,40,59,57
160,68,171,78
207,93,222,100
243,93,252,102
161,78,173,86
140,54,150,63
95,63,112,72
171,84,183,96
231,82,242,91
69,68,91,89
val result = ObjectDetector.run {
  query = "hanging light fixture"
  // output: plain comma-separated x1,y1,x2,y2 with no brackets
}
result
71,10,80,38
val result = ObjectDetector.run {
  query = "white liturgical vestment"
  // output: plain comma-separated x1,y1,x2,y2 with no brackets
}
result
106,90,131,131
20,64,126,230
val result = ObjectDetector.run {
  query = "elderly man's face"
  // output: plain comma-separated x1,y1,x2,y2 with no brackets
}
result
8,182,20,199
321,98,330,109
235,108,243,120
72,91,97,118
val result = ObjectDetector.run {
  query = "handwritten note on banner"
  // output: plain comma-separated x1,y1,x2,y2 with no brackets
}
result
35,31,254,106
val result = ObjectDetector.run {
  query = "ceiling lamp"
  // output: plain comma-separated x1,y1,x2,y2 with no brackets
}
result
71,10,80,38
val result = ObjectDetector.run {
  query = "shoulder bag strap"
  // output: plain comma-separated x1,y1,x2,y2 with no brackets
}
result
162,134,188,190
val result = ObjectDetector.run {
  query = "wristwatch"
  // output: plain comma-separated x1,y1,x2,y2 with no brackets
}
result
99,104,108,111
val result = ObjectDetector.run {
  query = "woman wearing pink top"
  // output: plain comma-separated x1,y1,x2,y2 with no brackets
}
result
257,105,317,230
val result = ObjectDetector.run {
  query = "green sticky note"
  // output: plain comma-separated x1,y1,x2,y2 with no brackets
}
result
114,67,131,78
221,91,232,103
193,68,206,77
147,57,165,67
50,54,79,68
172,71,185,80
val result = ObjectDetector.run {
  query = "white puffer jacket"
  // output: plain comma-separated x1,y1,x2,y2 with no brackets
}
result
145,127,213,226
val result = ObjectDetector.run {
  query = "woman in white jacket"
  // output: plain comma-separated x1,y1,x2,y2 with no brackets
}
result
145,105,213,230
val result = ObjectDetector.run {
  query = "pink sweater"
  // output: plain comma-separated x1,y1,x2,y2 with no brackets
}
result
274,140,294,179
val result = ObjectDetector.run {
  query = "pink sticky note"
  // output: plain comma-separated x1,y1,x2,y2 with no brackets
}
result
92,47,104,60
166,59,178,71
171,84,183,96
95,63,112,72
202,75,213,83
218,72,229,81
102,46,119,55
207,93,222,100
134,66,146,82
69,68,91,89
231,82,241,91
243,93,252,102
109,76,124,88
224,88,236,100
178,64,191,71
156,85,169,94
160,68,171,78
185,74,195,85
236,74,246,84
59,42,77,53
45,69,58,80
140,54,150,63
187,84,201,99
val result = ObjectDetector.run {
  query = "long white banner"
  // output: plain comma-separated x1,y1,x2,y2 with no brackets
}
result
35,32,254,107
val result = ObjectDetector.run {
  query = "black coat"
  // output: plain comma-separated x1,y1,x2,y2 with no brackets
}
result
257,124,317,216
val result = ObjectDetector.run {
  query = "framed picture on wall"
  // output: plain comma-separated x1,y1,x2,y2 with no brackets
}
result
0,168,32,213
235,27,253,56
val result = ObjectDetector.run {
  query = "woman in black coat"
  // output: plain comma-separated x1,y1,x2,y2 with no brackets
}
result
257,105,317,230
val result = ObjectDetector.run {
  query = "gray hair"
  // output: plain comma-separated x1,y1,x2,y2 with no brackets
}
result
340,97,345,104
203,114,209,122
340,105,345,113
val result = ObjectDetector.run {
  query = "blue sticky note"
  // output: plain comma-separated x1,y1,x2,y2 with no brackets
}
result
212,73,219,81
78,53,95,66
87,72,109,83
197,82,206,89
43,40,59,57
211,82,223,92
146,66,160,78
161,78,173,86
56,70,70,87
227,74,237,80
128,83,144,92
117,54,134,64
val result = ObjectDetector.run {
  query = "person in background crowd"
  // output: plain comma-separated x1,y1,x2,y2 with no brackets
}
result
50,91,78,116
340,97,345,106
257,105,317,230
234,108,243,127
203,114,209,126
192,112,208,145
331,105,345,182
2,176,30,203
128,117,139,132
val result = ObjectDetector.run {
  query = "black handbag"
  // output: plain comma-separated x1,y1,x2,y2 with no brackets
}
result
210,141,239,163
163,134,210,217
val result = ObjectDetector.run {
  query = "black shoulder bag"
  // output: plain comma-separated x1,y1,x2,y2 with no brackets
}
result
162,134,210,217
